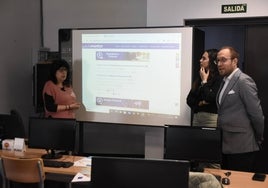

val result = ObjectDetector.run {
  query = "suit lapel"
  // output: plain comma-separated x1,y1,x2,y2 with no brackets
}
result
218,69,241,107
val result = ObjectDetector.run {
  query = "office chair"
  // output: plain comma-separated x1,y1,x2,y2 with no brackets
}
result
0,155,45,188
1,109,26,140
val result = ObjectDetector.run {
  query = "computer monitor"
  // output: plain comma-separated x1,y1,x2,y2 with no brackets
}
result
91,156,190,188
164,125,222,171
28,117,77,159
0,113,25,140
78,121,145,157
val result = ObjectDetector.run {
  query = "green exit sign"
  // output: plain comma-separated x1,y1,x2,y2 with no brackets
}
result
222,4,247,14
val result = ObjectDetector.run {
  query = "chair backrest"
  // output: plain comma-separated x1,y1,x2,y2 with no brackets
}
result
10,109,26,138
0,155,45,186
1,110,26,140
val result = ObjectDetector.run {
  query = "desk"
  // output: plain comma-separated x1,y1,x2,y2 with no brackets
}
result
205,168,268,188
0,148,91,185
4,149,267,188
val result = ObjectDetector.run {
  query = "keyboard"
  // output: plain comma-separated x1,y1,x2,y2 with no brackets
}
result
43,160,74,168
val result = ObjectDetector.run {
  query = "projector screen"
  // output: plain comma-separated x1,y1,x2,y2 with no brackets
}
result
72,27,193,126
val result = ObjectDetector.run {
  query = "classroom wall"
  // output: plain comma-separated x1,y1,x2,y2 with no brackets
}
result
147,0,268,26
43,0,147,51
0,0,40,125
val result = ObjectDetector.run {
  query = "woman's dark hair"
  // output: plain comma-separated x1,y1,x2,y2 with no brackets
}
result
192,48,219,90
49,59,71,86
206,48,219,81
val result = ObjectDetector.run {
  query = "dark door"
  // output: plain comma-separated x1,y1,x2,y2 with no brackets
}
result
245,25,268,173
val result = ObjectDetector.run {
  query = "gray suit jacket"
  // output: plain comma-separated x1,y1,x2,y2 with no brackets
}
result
217,69,264,154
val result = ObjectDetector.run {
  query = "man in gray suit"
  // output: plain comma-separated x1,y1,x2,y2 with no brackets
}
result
216,46,264,172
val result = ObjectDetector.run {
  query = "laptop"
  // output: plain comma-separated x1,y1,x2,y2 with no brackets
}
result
91,156,190,188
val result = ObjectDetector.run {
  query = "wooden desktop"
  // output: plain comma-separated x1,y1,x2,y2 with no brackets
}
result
1,148,268,188
205,168,268,188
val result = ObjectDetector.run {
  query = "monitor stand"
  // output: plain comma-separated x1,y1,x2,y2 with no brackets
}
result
41,149,62,159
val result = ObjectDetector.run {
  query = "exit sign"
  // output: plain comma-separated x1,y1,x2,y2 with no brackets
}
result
222,4,247,14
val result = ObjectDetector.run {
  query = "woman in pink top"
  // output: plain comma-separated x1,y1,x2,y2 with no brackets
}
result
43,59,80,118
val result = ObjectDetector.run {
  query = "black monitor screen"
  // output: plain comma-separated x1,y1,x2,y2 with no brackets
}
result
79,121,145,157
165,125,222,165
28,117,76,159
91,156,190,188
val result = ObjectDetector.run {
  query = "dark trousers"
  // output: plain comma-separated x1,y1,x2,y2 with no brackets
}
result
222,151,258,172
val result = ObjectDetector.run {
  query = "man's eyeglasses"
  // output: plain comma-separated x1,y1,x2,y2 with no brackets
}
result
216,57,233,64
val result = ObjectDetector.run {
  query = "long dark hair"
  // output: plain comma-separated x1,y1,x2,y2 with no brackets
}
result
192,49,219,90
206,48,219,81
49,59,71,87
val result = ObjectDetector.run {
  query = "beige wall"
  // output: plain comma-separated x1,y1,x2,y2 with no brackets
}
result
43,0,147,51
147,0,268,26
0,0,40,124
